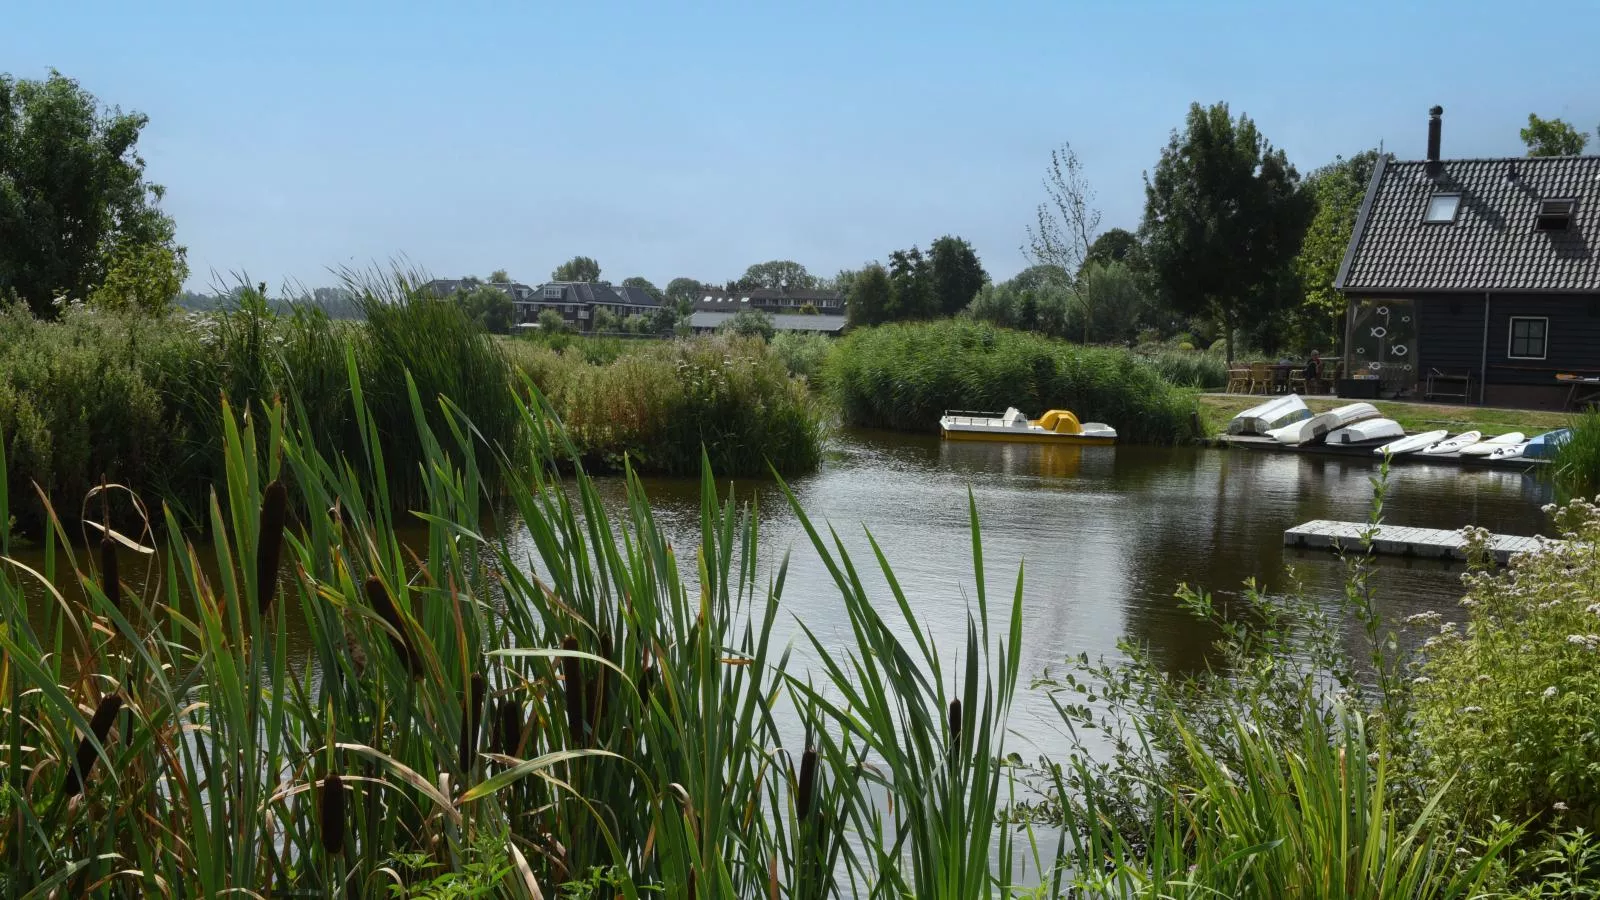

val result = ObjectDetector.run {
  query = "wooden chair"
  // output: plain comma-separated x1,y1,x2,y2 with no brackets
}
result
1288,367,1308,394
1249,362,1271,394
1225,364,1251,394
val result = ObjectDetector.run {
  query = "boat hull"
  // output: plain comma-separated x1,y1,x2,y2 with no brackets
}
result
1327,418,1405,445
940,428,1116,445
1227,394,1311,436
1373,429,1450,456
1524,429,1572,460
1270,402,1380,446
1421,430,1482,455
1460,433,1526,457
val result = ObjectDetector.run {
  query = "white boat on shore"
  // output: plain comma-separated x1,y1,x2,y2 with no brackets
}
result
938,407,1117,445
1373,429,1449,457
1268,402,1380,446
1227,393,1311,436
1488,442,1529,460
1460,432,1526,457
1328,418,1405,445
1420,430,1481,455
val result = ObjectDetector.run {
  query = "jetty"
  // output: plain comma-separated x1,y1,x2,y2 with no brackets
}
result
1219,434,1546,468
1284,520,1546,565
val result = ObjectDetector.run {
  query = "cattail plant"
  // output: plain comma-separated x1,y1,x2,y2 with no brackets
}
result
947,698,962,751
589,631,612,739
63,693,124,798
796,747,818,823
561,635,587,747
99,537,120,611
492,698,524,757
460,673,487,774
319,773,347,855
256,479,289,615
365,576,421,677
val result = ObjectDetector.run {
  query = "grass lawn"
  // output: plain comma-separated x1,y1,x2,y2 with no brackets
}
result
1197,393,1573,438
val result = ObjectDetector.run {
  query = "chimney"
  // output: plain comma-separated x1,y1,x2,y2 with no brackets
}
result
1426,105,1443,174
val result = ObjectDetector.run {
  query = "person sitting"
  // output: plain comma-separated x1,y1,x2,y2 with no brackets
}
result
1303,351,1322,387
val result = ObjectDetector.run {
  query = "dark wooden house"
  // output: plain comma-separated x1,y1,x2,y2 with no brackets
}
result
1335,108,1600,409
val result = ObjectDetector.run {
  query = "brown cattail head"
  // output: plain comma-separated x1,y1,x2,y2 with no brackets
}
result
561,635,587,747
947,699,962,751
493,698,524,757
797,747,818,822
365,576,421,677
460,673,487,774
256,479,289,616
320,773,347,855
64,693,124,798
99,537,120,612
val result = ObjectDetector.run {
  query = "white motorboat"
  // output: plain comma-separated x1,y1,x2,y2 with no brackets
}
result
1227,393,1311,436
1327,417,1405,445
1487,442,1529,461
1460,432,1527,457
1420,430,1481,455
1268,402,1380,446
1372,429,1449,457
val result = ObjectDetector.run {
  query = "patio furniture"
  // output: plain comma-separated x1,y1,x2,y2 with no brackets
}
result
1424,369,1474,403
1225,364,1251,394
1288,368,1308,394
1249,362,1272,394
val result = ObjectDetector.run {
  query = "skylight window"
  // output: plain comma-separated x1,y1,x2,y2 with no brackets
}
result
1424,193,1461,223
1536,198,1576,232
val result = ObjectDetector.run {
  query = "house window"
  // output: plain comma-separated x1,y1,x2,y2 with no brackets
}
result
1536,198,1576,232
1424,193,1461,224
544,286,564,299
1507,316,1548,360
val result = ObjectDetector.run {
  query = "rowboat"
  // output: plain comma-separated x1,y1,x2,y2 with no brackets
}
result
1327,418,1405,445
1523,429,1572,460
1227,394,1311,436
1459,432,1527,457
1268,402,1380,446
938,408,1117,445
1420,431,1481,455
1373,429,1449,457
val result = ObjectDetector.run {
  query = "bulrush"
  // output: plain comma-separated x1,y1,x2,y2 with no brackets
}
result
796,747,818,823
99,537,120,612
256,479,289,615
947,699,962,751
364,576,422,677
493,698,524,757
319,773,347,855
63,693,124,798
460,673,487,774
589,631,613,738
561,635,587,747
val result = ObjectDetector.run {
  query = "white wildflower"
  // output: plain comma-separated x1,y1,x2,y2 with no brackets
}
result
1412,676,1432,685
1555,801,1569,812
1461,706,1484,715
1543,686,1559,699
1405,611,1444,626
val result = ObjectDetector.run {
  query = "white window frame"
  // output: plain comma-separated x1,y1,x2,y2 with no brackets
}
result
1424,193,1461,224
1507,315,1549,360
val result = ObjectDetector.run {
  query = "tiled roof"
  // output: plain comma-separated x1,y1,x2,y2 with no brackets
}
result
688,311,847,333
1338,155,1600,293
522,282,660,308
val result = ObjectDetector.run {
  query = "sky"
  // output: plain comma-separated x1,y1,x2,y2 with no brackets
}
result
6,1,1598,293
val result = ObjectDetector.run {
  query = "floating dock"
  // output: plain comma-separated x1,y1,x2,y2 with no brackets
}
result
1284,520,1546,565
1219,434,1546,469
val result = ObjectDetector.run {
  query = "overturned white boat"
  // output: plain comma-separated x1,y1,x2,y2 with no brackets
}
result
1268,402,1380,446
1460,432,1526,457
1420,430,1481,455
1227,393,1311,436
1328,417,1405,445
1373,429,1449,457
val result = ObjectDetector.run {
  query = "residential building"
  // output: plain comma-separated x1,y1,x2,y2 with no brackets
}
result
1335,107,1600,409
694,288,847,316
420,277,661,332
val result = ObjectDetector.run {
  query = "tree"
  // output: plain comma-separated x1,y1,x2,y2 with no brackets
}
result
885,247,933,321
1025,143,1102,278
1009,264,1069,293
0,70,184,318
551,256,601,282
846,263,891,327
1072,260,1147,343
456,284,515,334
927,235,988,316
1083,228,1143,272
735,260,816,291
621,276,664,304
591,306,619,333
487,268,511,282
1141,102,1314,361
665,277,704,304
1295,150,1380,349
1520,114,1589,157
89,242,187,314
537,308,570,334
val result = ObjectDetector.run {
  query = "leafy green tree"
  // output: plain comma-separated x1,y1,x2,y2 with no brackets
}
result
885,247,933,321
591,306,620,333
1072,260,1147,343
551,256,601,282
665,277,705,304
1520,114,1590,157
966,283,1019,328
487,268,511,282
723,308,775,341
1142,102,1314,361
928,235,988,316
846,263,891,327
1009,264,1069,293
456,284,515,334
537,308,569,333
825,267,860,297
0,70,184,318
621,276,664,304
1295,150,1380,349
735,260,816,291
88,241,188,314
1083,228,1143,272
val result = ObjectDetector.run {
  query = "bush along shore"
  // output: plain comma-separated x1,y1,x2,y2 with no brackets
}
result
0,275,824,535
4,378,1600,893
825,319,1201,444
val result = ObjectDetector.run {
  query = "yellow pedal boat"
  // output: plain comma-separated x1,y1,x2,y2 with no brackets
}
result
938,408,1117,445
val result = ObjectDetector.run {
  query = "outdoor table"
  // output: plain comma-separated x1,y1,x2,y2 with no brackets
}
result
1560,375,1600,410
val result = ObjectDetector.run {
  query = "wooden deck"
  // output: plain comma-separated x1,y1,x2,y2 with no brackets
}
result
1284,520,1547,565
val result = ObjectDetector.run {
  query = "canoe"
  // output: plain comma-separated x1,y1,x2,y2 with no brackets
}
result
1487,442,1529,461
1459,432,1527,457
1523,429,1572,460
1227,394,1311,436
938,407,1117,445
1420,430,1482,455
1373,429,1449,457
1327,418,1405,445
1269,402,1380,446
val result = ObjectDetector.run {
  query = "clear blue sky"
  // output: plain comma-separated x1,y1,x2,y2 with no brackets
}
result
6,1,1597,292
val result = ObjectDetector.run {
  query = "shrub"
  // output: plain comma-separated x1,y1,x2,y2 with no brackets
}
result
1140,348,1228,389
768,330,834,382
1555,409,1600,498
825,319,1198,444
